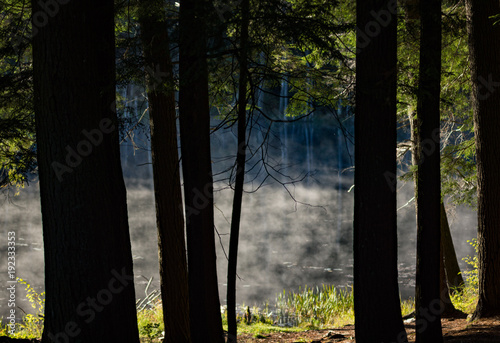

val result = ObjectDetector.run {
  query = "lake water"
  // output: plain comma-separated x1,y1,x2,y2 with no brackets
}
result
0,113,477,323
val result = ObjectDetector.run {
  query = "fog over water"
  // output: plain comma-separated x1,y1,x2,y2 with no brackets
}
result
0,113,477,322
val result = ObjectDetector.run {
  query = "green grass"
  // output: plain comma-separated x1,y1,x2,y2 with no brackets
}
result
227,321,304,336
274,284,355,328
1,241,481,341
401,297,416,317
137,299,164,342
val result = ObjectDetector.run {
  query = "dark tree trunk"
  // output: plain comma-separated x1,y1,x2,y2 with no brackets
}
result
414,0,443,341
179,0,224,342
410,120,463,320
466,0,500,319
138,1,191,341
226,0,250,341
32,1,139,342
440,202,464,291
354,1,407,342
439,225,466,319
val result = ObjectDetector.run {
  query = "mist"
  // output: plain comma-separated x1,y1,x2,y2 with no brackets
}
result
0,113,478,322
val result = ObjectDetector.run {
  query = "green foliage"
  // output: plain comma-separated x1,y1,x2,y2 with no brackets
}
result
209,0,354,123
439,3,476,206
136,298,164,341
450,239,479,314
0,278,44,339
441,138,477,207
397,2,476,208
0,1,36,190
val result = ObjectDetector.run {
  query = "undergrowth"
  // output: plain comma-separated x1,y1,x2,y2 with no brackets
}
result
275,284,354,328
0,240,480,341
0,278,44,339
450,238,479,314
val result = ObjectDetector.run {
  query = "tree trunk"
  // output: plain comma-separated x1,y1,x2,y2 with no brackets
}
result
410,119,463,320
179,0,225,342
32,1,140,342
414,0,443,341
354,1,407,342
439,224,466,319
138,1,191,341
226,0,250,341
466,0,500,319
440,202,464,291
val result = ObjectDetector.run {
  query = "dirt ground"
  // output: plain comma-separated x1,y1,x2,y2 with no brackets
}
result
236,317,500,342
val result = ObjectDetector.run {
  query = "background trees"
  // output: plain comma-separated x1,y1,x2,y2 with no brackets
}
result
31,0,140,341
137,0,191,341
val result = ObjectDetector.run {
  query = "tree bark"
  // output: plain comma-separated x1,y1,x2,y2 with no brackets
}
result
138,1,191,341
354,1,407,342
414,0,443,341
440,202,464,291
179,0,225,342
410,120,463,320
439,222,466,318
226,0,250,341
466,0,500,319
32,1,139,342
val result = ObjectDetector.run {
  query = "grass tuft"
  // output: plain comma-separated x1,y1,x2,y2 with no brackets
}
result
275,284,354,328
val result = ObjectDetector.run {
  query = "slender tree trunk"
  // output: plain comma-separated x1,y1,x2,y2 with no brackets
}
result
354,1,407,342
414,0,443,341
226,0,250,341
440,202,464,291
32,1,139,342
466,0,500,319
138,1,191,341
179,0,224,342
439,219,466,319
410,128,463,320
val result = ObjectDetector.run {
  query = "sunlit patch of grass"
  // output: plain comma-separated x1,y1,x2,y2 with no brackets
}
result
450,283,478,315
401,297,415,317
234,322,304,335
136,298,164,342
275,284,355,328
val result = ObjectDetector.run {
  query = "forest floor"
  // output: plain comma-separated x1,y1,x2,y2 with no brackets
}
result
235,316,500,342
